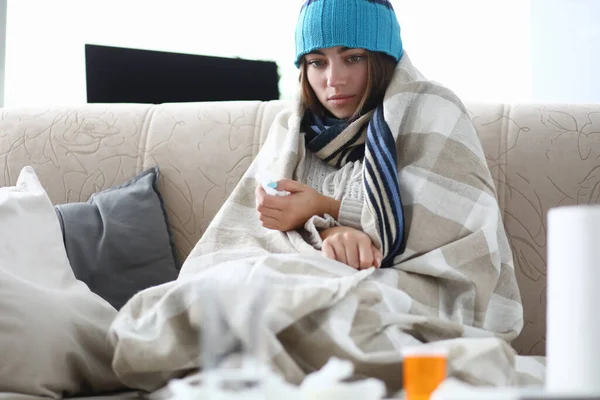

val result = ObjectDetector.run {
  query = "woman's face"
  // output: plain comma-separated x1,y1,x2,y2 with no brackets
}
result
304,46,369,119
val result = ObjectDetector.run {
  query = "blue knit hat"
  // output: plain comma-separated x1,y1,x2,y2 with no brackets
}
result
294,0,403,67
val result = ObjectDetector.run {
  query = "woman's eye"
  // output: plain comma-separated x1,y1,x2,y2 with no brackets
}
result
308,60,325,67
347,55,365,63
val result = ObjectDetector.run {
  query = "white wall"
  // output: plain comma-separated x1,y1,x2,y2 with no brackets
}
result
530,0,600,103
4,0,300,106
393,0,532,103
0,0,6,106
0,0,556,107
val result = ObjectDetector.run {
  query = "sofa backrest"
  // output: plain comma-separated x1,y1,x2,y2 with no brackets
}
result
1,100,600,358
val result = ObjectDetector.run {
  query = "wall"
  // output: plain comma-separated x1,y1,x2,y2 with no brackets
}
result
0,0,6,106
394,0,532,103
530,0,600,103
4,0,593,107
4,0,299,106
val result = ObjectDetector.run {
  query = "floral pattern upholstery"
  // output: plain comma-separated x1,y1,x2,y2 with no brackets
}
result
2,100,599,356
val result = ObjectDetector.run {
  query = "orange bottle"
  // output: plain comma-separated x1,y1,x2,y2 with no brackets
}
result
402,346,447,400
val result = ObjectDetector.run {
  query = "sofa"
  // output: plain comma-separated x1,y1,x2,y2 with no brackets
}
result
0,99,598,398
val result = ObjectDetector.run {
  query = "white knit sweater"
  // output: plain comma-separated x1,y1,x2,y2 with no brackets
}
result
298,149,365,249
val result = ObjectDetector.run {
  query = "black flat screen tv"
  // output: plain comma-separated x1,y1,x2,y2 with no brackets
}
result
85,44,280,104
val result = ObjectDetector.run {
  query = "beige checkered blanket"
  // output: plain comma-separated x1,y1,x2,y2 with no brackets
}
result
109,54,541,394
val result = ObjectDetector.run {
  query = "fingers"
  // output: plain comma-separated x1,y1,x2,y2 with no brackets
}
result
357,239,375,269
255,184,284,213
344,235,361,270
321,228,384,270
275,178,304,193
258,213,281,231
255,183,265,197
257,204,280,219
256,186,283,229
322,241,336,261
371,244,383,268
255,184,267,209
328,239,348,266
323,232,358,269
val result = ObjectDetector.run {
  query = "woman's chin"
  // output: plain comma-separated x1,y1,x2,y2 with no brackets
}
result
326,107,355,120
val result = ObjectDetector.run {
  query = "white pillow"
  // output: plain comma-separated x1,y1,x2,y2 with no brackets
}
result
0,167,125,397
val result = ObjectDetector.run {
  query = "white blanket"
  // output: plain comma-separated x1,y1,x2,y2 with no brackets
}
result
108,54,543,395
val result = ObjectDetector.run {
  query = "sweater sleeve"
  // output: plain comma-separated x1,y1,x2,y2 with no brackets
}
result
338,197,363,230
302,214,339,250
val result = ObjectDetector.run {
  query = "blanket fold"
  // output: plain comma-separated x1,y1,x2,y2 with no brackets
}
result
109,53,539,394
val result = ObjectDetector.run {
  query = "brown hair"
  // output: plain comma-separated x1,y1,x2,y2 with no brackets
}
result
299,50,397,119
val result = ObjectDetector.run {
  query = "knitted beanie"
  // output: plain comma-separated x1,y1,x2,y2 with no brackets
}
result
294,0,403,67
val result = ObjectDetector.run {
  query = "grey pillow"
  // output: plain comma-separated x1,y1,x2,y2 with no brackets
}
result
54,166,179,310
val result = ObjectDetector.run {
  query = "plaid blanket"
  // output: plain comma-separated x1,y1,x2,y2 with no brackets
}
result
109,54,539,394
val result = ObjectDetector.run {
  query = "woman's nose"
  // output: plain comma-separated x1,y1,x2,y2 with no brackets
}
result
327,64,347,87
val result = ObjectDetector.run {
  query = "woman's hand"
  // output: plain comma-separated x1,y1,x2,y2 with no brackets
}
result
255,179,339,231
320,226,382,270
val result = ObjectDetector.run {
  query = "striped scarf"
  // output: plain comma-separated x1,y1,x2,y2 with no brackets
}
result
302,108,406,267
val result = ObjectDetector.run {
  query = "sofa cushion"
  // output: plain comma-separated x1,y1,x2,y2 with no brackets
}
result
55,166,179,310
0,166,125,397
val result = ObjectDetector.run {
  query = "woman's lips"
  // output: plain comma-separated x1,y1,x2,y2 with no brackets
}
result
328,95,355,106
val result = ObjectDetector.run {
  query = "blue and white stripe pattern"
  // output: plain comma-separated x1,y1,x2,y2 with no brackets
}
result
304,114,366,166
364,106,405,267
303,106,405,267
